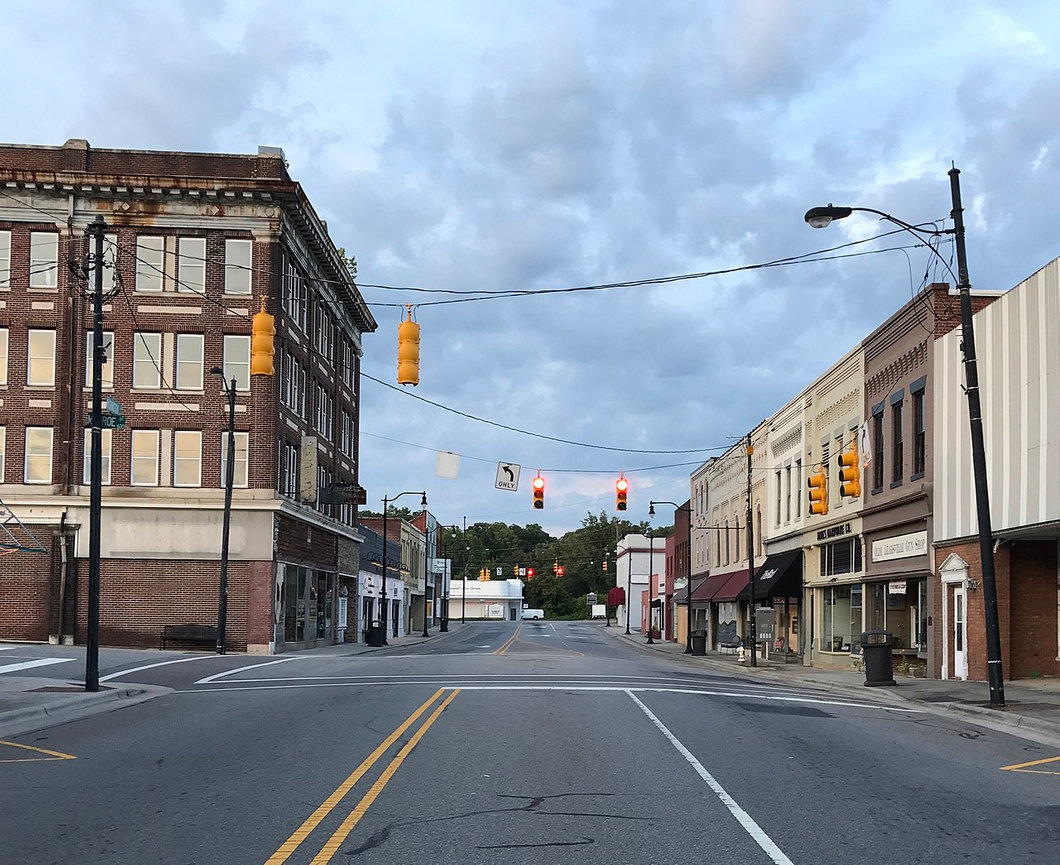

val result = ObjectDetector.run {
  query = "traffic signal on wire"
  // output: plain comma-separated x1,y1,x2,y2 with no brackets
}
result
615,476,628,511
837,439,861,498
807,465,828,515
251,298,275,376
527,568,535,580
532,475,545,509
397,305,420,386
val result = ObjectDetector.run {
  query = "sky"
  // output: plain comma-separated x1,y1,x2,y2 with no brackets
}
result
3,1,1059,536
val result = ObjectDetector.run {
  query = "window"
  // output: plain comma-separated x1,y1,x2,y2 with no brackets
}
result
177,238,205,294
912,388,926,477
85,331,115,388
282,253,308,332
225,239,252,294
27,329,56,387
784,464,792,523
136,236,164,291
173,431,202,487
131,430,160,486
0,426,5,481
82,428,112,485
794,459,801,518
734,514,741,561
314,382,333,438
133,333,162,389
820,536,863,577
0,327,7,385
891,400,904,485
175,334,204,390
821,585,861,653
724,520,730,564
315,312,333,363
281,350,307,418
221,431,249,488
341,338,355,389
223,335,250,391
29,232,58,288
340,411,354,457
24,427,53,483
872,410,884,491
279,439,299,496
0,230,10,287
774,469,782,527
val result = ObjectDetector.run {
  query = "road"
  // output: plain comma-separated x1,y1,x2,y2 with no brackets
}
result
1,622,1058,864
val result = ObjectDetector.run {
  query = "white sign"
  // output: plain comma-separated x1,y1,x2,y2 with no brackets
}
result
487,603,504,619
495,462,521,491
872,530,927,562
889,580,907,594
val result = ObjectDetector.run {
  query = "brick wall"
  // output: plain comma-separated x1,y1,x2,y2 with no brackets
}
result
0,534,54,641
1010,541,1059,679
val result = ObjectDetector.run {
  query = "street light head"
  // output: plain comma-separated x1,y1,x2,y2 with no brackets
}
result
804,204,852,229
648,503,656,517
420,493,428,508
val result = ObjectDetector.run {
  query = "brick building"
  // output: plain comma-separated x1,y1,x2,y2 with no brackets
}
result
0,138,375,652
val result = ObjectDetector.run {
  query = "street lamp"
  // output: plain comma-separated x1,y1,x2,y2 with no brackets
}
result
381,490,427,641
210,367,237,655
805,166,1005,707
439,524,462,632
650,500,693,653
646,531,656,644
421,505,431,638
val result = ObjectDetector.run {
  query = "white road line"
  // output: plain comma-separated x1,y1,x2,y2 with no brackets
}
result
0,646,29,651
98,655,216,682
194,657,294,685
0,658,72,674
550,623,557,633
628,690,795,865
180,681,921,711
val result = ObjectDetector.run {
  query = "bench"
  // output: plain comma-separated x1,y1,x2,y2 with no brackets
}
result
160,624,218,651
720,637,742,656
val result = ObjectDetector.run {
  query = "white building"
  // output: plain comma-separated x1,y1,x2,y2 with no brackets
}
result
449,579,524,621
616,533,666,633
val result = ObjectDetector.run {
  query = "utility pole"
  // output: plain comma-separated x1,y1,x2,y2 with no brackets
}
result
747,432,757,667
85,216,107,692
210,371,237,655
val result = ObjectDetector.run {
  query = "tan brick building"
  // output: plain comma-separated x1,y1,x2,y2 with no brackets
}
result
0,138,375,652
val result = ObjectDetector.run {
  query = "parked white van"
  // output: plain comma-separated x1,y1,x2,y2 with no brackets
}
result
521,608,545,620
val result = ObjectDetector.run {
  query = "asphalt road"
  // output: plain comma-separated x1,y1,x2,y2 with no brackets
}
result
1,622,1058,864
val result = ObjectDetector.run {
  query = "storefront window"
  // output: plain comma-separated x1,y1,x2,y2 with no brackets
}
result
821,586,859,652
915,579,928,656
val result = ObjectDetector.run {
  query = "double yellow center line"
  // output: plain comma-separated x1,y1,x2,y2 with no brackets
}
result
264,688,460,864
493,623,522,655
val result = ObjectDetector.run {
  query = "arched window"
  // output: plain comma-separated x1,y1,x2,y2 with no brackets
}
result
756,505,763,556
724,521,730,563
734,513,741,561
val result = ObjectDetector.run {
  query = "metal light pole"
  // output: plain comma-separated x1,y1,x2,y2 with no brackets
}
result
380,491,427,641
625,547,633,635
646,531,655,644
421,506,430,638
805,166,1005,706
746,433,757,667
85,216,107,692
209,368,237,655
651,501,693,653
461,516,468,624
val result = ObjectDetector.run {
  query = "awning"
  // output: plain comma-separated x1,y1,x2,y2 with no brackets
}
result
675,576,707,605
737,550,803,603
692,572,730,602
713,570,749,602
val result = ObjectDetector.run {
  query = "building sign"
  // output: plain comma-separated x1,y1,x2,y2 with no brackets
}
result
872,530,927,563
888,580,907,594
817,522,852,542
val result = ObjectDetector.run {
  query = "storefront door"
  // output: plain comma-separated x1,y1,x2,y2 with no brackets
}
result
953,585,968,680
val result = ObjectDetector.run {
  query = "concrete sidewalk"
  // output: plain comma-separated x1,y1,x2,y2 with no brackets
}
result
602,624,1060,745
0,622,466,736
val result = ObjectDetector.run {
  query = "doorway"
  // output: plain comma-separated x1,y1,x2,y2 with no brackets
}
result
953,585,968,680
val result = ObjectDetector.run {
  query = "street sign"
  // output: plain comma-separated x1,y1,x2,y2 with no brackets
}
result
101,415,126,429
495,462,521,491
106,397,122,416
586,592,597,605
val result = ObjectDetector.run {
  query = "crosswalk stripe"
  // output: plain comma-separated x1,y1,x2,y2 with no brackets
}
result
0,658,73,674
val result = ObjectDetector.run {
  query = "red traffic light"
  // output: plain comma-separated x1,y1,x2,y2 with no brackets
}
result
556,566,565,576
532,474,545,509
527,567,535,579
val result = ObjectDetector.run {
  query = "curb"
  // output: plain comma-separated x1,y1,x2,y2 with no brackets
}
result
0,683,171,738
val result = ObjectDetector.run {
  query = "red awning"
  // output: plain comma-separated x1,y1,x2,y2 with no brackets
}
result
713,570,750,602
693,572,730,601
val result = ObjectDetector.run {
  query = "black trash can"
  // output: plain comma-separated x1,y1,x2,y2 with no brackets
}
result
365,621,387,647
691,630,707,656
861,630,896,686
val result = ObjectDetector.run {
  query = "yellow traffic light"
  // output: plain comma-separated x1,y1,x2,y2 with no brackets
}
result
807,467,828,515
615,476,628,511
251,298,275,376
837,439,861,498
397,305,420,386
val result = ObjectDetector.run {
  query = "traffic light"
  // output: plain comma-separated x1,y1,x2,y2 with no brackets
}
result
557,565,565,577
251,298,275,376
397,305,420,386
602,560,608,572
838,439,861,498
527,567,535,580
513,564,520,576
532,475,545,509
479,567,488,581
807,465,828,515
615,476,628,511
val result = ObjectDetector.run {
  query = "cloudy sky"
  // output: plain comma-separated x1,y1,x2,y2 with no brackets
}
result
4,1,1059,535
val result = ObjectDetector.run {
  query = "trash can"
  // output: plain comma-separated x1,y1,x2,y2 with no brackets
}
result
691,630,707,656
860,630,896,686
364,621,387,647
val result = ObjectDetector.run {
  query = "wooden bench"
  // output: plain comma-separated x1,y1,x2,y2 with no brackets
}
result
160,624,218,651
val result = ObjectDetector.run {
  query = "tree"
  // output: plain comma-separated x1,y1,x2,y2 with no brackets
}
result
336,246,358,279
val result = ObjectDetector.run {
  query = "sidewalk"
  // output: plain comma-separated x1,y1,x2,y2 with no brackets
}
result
0,622,465,736
603,624,1060,745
